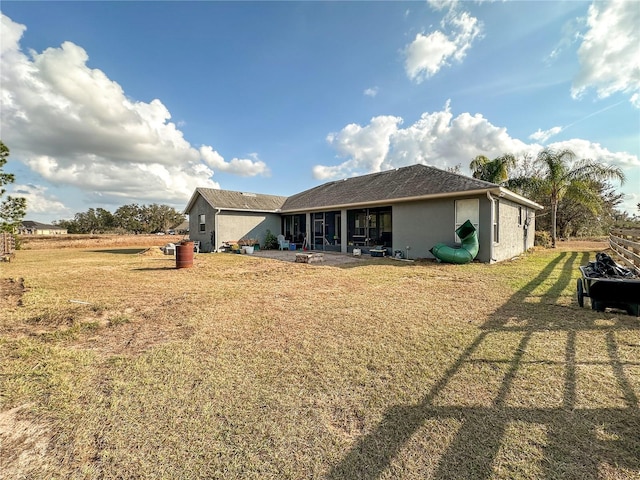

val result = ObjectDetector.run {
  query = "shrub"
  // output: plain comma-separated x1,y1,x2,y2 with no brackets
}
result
263,230,278,250
534,230,552,247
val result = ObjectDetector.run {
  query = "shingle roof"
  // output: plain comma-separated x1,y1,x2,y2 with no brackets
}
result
188,188,287,213
21,220,64,230
281,164,499,211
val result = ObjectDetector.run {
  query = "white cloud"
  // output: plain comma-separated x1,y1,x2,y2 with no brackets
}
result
572,1,640,107
317,101,533,179
529,126,563,143
363,87,379,97
319,115,403,179
199,146,269,177
9,183,71,219
316,101,639,181
0,13,267,212
404,5,482,82
545,138,640,170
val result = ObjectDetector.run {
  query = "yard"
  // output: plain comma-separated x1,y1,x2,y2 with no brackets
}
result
1,238,638,479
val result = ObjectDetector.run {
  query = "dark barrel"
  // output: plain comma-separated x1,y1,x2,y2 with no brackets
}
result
176,241,194,269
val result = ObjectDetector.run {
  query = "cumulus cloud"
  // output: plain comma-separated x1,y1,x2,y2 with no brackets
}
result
199,147,269,177
0,13,267,213
317,101,531,179
404,4,482,82
529,126,563,143
572,1,640,107
316,101,639,181
9,183,71,219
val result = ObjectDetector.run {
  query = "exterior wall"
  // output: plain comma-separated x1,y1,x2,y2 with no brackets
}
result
393,198,453,260
186,194,281,252
188,195,218,252
492,199,536,262
19,227,67,235
217,212,281,249
393,195,495,262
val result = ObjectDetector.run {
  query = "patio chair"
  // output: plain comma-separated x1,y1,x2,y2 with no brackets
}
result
193,241,200,253
277,234,290,251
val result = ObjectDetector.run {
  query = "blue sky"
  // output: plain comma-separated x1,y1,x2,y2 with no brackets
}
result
1,1,638,223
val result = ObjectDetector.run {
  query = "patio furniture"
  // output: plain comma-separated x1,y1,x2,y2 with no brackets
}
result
277,235,290,251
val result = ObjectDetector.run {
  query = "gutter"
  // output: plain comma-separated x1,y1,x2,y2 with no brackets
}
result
487,191,496,263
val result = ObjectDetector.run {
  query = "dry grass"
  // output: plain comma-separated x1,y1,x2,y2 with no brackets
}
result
0,238,638,479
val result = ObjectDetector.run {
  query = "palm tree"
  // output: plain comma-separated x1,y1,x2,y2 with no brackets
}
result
469,154,516,185
530,148,625,247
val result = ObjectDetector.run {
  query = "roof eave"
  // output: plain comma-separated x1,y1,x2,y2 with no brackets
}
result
495,187,544,210
281,188,538,213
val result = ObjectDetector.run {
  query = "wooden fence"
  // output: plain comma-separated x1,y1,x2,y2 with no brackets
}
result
609,228,640,272
1,232,16,261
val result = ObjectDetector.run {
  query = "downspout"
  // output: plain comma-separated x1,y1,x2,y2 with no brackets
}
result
214,208,221,252
487,191,496,263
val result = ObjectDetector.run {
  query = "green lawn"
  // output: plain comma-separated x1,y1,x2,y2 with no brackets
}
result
1,242,638,479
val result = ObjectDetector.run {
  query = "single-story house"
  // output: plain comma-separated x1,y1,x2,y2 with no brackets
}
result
19,221,68,235
184,164,543,263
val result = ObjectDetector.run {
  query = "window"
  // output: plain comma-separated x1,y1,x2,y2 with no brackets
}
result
455,199,479,242
199,214,205,232
518,206,523,226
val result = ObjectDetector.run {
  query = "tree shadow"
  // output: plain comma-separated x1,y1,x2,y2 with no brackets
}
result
327,250,639,479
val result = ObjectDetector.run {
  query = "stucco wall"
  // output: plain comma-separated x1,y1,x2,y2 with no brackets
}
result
493,199,536,262
187,195,217,252
393,196,493,262
187,194,282,252
217,212,281,249
393,195,518,263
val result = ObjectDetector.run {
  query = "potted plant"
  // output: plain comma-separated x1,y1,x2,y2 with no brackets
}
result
239,238,256,254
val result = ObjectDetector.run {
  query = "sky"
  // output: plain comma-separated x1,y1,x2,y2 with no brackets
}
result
1,0,638,224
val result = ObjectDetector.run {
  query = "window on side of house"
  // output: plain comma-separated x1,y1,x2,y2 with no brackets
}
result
199,214,205,232
493,200,499,243
518,206,523,226
455,199,479,243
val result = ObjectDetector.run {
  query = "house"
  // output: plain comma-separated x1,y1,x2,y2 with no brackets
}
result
19,221,68,235
185,164,543,263
184,189,287,251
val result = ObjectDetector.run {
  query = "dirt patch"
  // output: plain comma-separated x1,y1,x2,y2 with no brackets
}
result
0,404,51,477
0,277,26,307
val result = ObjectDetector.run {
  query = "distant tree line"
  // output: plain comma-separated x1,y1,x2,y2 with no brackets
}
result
469,148,637,247
54,204,186,235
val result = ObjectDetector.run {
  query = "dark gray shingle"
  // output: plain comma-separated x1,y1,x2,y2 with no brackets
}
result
282,164,497,211
196,188,287,211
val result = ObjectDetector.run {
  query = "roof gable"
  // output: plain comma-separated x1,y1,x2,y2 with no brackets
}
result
281,164,498,211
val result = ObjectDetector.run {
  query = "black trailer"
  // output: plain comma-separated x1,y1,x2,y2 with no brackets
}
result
577,256,640,317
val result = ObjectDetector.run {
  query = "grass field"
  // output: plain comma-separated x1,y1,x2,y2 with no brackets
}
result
1,238,638,479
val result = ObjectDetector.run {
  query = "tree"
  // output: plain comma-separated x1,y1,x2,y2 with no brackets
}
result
114,204,143,233
0,141,27,233
519,148,625,247
469,154,516,185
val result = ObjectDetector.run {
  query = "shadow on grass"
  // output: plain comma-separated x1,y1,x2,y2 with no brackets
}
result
133,266,177,271
89,248,149,255
327,250,640,479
